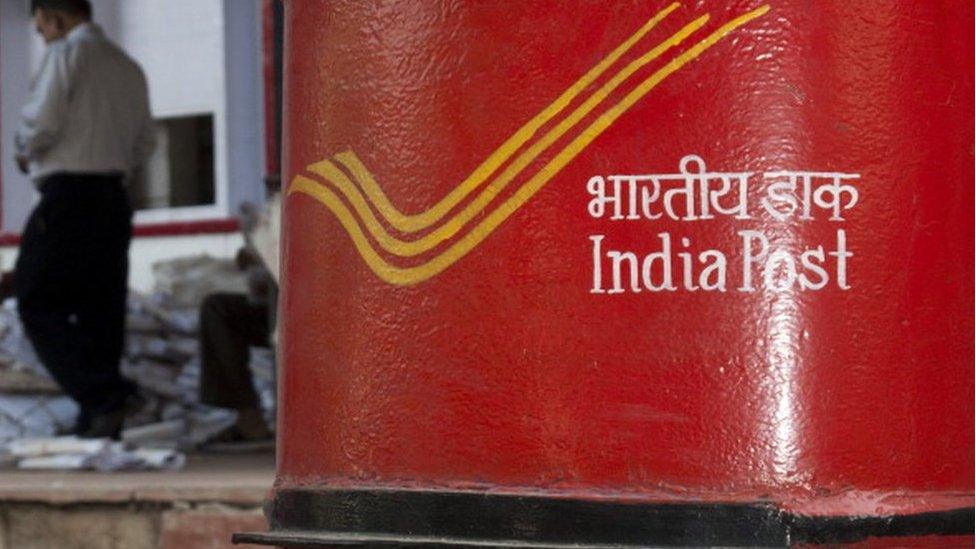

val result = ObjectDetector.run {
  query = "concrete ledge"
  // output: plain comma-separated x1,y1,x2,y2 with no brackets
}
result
0,452,273,548
0,453,273,505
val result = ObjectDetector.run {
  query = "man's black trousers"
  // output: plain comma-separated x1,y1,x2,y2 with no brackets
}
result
15,173,135,424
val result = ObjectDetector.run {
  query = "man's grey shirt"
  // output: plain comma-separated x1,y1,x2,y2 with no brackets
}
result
16,22,155,182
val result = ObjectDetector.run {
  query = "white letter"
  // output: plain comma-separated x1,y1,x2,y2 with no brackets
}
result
699,250,727,291
679,237,699,291
608,251,641,293
641,233,676,291
587,176,613,219
828,229,852,290
799,246,828,290
590,235,605,294
763,249,798,291
738,230,768,292
812,174,860,221
761,173,798,220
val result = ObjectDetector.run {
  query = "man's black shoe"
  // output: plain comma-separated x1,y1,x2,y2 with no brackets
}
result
79,408,125,440
78,392,147,440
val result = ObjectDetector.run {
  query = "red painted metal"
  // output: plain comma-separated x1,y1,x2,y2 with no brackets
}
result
131,218,240,238
261,0,280,178
0,218,241,246
277,0,973,521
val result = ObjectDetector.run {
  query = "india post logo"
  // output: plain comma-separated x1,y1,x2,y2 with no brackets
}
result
288,3,770,286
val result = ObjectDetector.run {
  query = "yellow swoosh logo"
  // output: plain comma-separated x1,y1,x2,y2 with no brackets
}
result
290,4,770,286
319,2,682,237
311,11,709,258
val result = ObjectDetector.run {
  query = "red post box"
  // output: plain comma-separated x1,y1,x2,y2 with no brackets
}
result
240,1,973,546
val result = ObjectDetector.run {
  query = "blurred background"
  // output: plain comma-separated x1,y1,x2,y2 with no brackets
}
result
0,1,283,547
0,0,282,289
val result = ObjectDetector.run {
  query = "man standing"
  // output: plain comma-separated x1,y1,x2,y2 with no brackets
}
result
14,0,155,438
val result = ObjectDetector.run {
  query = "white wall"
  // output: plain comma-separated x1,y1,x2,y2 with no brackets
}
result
91,0,266,224
0,0,39,234
102,0,224,118
222,0,267,215
1,0,266,229
0,0,267,289
128,232,244,293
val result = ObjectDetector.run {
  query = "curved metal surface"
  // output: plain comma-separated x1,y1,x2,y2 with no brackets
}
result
273,0,974,542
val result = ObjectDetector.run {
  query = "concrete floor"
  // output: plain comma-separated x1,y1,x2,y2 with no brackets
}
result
0,451,274,504
0,451,274,549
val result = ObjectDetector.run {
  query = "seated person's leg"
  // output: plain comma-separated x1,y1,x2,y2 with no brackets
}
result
199,292,271,440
